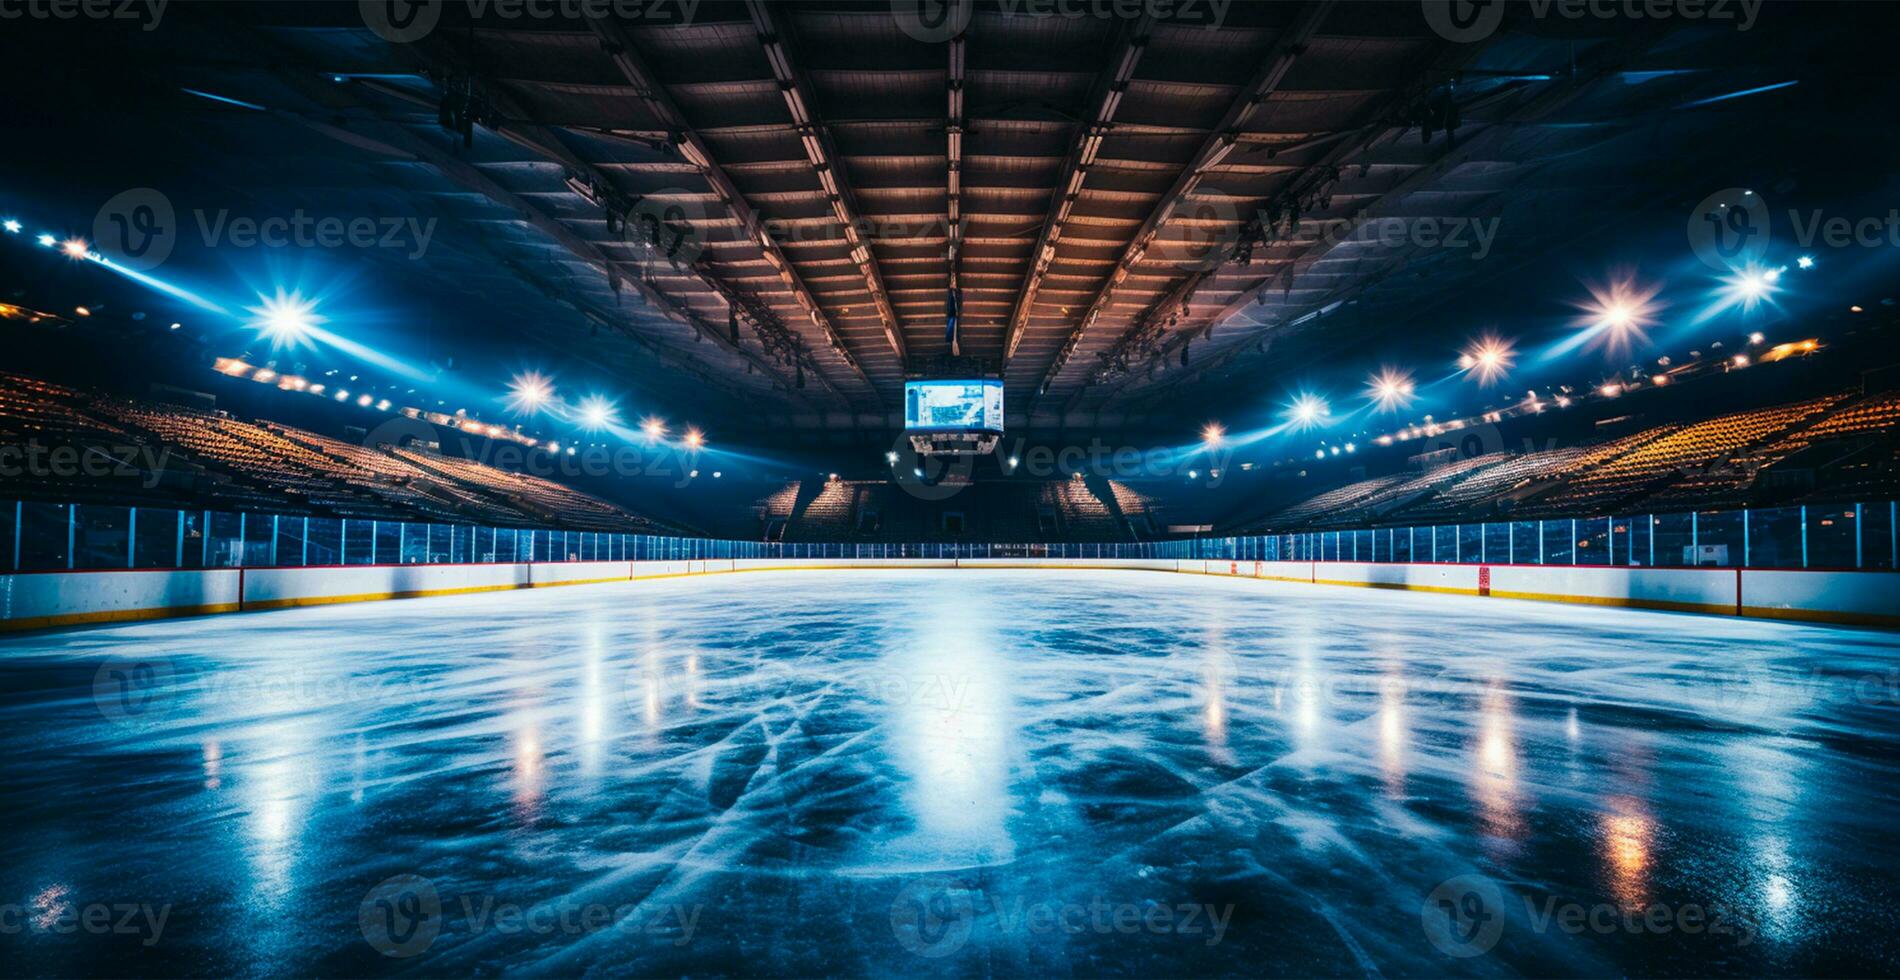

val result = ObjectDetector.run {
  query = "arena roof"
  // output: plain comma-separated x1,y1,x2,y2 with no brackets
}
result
3,1,1892,437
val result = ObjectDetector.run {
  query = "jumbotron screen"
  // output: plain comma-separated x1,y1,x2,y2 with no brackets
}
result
904,379,1004,433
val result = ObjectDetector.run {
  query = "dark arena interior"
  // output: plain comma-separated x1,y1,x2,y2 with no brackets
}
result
5,2,1900,977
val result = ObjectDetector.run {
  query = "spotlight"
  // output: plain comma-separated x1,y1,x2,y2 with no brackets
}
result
169,322,181,331
547,441,561,453
1732,354,1750,367
61,238,89,259
578,395,616,429
1329,446,1341,456
248,290,321,344
507,372,553,414
1006,455,1019,469
1187,470,1198,479
2,220,19,234
1287,393,1329,429
35,233,56,247
1796,255,1815,270
1460,335,1514,386
375,399,391,411
335,389,349,401
1366,367,1415,411
1315,449,1326,459
1601,383,1622,397
1344,442,1355,453
885,451,899,465
1749,331,1765,344
642,417,667,441
1727,268,1777,305
1200,421,1225,447
713,471,722,478
74,306,90,317
684,427,704,449
567,446,577,455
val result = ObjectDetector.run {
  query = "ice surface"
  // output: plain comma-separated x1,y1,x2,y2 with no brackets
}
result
1,569,1897,976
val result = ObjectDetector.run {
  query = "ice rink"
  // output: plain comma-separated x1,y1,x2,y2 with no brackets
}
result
2,568,1897,976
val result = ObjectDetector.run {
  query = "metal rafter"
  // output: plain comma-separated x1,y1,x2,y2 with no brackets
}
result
946,30,967,356
1029,0,1335,406
1069,35,1488,416
228,30,829,414
1000,14,1155,366
583,15,882,401
353,51,848,407
1121,28,1671,402
745,0,909,367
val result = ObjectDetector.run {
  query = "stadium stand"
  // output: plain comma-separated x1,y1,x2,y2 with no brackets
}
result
0,371,666,531
1250,389,1899,531
1526,394,1844,515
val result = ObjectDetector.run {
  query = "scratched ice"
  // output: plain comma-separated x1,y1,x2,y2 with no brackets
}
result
1,569,1897,976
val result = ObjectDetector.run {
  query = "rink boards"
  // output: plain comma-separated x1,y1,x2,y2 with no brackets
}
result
1,557,1896,631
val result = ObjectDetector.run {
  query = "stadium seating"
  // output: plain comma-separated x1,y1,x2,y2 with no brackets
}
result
1253,390,1899,530
0,371,663,530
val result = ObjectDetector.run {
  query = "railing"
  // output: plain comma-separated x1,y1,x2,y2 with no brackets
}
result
1222,501,1900,570
1,499,1893,573
0,499,1198,572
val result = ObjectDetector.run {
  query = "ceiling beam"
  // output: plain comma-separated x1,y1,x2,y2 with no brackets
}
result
1117,27,1672,402
1028,0,1335,407
1000,14,1155,367
581,15,883,401
946,28,967,356
745,0,908,367
221,29,832,415
348,59,851,409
